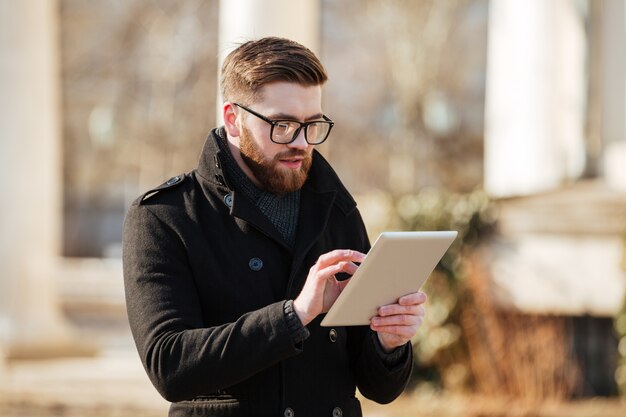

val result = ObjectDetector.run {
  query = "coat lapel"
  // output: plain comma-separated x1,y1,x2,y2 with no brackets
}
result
286,182,337,298
229,191,292,252
293,186,336,260
196,129,294,252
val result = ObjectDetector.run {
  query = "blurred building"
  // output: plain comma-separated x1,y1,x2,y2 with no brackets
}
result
1,0,626,400
481,0,626,396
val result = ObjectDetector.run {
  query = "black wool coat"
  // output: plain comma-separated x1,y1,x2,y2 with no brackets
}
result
123,128,413,417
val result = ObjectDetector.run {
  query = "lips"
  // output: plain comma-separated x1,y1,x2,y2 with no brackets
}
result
276,151,307,170
279,157,303,169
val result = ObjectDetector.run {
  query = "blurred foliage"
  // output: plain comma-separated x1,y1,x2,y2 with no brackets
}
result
382,188,498,390
615,239,626,395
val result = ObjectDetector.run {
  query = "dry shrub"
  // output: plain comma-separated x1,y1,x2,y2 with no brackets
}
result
459,251,582,400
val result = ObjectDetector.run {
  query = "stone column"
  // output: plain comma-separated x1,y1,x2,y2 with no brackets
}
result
216,0,321,123
602,0,626,190
0,0,92,359
484,0,587,197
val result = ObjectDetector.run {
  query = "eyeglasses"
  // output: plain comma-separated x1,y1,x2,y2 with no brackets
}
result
233,103,334,145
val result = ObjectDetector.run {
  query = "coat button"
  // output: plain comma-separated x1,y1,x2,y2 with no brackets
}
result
284,407,294,417
223,193,233,207
249,257,263,271
166,175,181,186
332,407,342,417
329,328,337,343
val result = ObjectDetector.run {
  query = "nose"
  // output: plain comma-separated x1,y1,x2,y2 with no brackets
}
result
287,127,308,150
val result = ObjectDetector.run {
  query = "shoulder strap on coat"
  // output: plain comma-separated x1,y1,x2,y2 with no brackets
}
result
138,174,186,205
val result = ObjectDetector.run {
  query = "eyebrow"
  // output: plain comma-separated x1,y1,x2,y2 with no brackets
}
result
269,112,325,122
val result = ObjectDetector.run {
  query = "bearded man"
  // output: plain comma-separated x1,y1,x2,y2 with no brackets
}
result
123,37,427,417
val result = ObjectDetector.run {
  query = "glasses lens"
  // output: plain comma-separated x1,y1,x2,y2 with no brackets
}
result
306,122,331,144
272,121,299,143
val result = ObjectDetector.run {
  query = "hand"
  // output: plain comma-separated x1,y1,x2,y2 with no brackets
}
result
293,249,366,326
370,291,427,353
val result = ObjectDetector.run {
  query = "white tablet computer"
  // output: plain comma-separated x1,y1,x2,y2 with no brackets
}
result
320,231,457,327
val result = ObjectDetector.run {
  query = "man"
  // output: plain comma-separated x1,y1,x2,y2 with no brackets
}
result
123,37,427,417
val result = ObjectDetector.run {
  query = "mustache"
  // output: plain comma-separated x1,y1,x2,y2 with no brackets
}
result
274,150,309,160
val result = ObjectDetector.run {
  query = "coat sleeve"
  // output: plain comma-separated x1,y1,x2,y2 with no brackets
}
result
122,203,303,402
348,327,413,403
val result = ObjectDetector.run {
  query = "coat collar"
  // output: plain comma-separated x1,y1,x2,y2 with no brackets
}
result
196,127,357,215
196,127,235,190
195,128,358,252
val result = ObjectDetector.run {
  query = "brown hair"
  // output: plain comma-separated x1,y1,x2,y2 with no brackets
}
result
220,37,328,105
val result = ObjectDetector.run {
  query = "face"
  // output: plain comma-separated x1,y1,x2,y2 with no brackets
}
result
234,82,322,194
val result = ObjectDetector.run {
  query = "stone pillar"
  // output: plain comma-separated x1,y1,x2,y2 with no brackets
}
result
216,0,321,122
601,0,626,190
0,0,92,359
484,0,587,197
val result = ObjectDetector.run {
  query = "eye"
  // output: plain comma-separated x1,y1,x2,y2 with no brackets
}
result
307,123,319,137
273,121,299,139
274,122,291,136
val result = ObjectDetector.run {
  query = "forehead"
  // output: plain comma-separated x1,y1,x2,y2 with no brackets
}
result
254,82,322,119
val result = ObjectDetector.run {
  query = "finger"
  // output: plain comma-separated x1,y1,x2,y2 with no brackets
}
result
337,278,351,291
379,304,425,318
338,261,359,276
371,314,422,327
370,324,420,339
377,303,420,317
417,304,425,317
373,315,424,331
317,249,366,268
319,261,360,281
398,291,427,306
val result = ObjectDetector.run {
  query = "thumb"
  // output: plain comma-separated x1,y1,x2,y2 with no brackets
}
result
337,277,351,291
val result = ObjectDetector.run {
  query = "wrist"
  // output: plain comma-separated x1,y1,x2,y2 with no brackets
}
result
283,300,310,344
292,298,313,326
376,332,396,353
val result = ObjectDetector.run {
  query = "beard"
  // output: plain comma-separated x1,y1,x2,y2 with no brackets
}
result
239,126,312,195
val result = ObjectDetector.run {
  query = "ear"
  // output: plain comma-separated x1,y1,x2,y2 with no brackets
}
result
223,102,241,137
